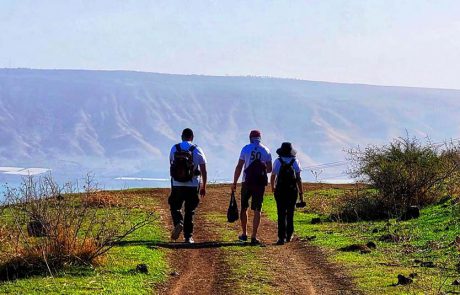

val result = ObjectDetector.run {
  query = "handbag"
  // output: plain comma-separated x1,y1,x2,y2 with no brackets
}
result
227,191,239,223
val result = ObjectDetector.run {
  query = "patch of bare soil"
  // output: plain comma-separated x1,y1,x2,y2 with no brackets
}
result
150,184,360,295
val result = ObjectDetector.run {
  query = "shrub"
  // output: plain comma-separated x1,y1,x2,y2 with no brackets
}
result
0,174,154,280
82,191,121,208
330,190,388,222
347,136,460,217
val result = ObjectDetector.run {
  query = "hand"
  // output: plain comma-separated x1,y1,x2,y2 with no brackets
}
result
200,188,206,197
231,183,237,192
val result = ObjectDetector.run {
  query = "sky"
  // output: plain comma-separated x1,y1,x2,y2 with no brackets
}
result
1,0,460,89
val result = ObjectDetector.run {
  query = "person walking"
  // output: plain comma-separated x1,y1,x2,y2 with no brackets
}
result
270,142,304,245
231,130,272,245
169,128,207,243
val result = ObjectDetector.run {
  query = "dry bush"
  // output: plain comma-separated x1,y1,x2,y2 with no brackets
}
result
0,174,154,280
330,190,388,222
82,191,121,208
307,196,336,215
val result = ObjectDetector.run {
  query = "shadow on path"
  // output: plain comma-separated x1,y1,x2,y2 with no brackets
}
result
114,240,252,249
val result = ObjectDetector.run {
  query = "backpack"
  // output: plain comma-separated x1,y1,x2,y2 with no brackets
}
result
170,144,197,182
276,158,297,190
244,158,268,186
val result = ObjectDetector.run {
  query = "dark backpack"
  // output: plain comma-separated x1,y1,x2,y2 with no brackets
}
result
170,144,197,182
276,158,297,190
244,158,268,186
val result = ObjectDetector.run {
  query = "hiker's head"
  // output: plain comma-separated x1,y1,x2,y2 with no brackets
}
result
181,128,194,141
249,130,261,143
276,142,297,157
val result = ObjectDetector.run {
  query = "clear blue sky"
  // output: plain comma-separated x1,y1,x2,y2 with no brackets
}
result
1,0,460,89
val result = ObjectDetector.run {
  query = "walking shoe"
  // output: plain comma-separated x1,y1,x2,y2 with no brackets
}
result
276,239,285,245
170,223,183,241
286,235,293,243
184,237,195,244
250,237,261,245
238,234,248,242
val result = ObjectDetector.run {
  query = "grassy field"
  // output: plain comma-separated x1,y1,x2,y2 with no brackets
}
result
1,185,459,294
0,192,170,295
263,188,460,295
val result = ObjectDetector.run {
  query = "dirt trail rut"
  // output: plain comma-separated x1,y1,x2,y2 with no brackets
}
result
153,185,359,295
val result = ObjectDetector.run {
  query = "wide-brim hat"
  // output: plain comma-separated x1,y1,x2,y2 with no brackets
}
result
276,142,297,157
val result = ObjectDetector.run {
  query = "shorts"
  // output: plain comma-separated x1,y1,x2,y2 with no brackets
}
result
241,182,265,211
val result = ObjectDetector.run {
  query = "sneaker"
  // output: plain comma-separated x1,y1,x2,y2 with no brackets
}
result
276,239,285,245
184,237,195,244
286,235,293,243
250,237,261,245
170,223,183,240
238,234,248,242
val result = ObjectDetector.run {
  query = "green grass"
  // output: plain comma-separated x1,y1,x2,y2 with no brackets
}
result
263,190,460,295
206,213,276,295
0,206,170,294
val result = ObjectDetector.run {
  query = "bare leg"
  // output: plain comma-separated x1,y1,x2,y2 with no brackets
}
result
240,208,248,236
251,210,261,239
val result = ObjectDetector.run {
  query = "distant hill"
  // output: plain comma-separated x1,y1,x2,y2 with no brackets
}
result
0,68,459,186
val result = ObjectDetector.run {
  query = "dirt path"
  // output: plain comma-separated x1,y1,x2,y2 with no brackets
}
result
153,185,360,295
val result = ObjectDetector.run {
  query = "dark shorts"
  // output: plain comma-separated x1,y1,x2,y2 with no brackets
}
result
241,182,265,211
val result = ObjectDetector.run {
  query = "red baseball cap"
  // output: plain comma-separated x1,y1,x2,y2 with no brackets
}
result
249,130,261,139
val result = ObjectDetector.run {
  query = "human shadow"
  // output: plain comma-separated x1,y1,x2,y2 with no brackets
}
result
114,240,252,249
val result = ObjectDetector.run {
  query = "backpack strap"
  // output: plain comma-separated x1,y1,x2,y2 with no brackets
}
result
175,143,182,152
188,145,197,161
278,157,285,165
279,157,295,166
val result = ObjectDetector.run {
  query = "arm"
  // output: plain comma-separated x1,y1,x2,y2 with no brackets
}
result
199,164,207,197
266,161,273,173
231,159,245,192
270,173,276,192
296,172,304,201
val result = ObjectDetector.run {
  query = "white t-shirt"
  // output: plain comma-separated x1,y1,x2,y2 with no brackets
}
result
170,141,207,187
272,156,302,176
239,141,272,182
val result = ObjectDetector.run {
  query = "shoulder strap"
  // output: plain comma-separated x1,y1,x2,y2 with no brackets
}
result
175,143,182,152
189,144,197,152
278,157,286,165
289,159,295,166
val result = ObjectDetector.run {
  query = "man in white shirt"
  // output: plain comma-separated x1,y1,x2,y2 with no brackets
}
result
270,142,304,245
231,130,272,245
169,128,207,243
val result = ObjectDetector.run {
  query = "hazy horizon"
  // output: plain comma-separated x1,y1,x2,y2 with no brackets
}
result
2,67,460,91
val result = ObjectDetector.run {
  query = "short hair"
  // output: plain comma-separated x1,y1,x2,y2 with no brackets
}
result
181,128,194,140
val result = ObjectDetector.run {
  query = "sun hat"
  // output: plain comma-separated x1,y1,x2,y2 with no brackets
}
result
276,142,297,157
